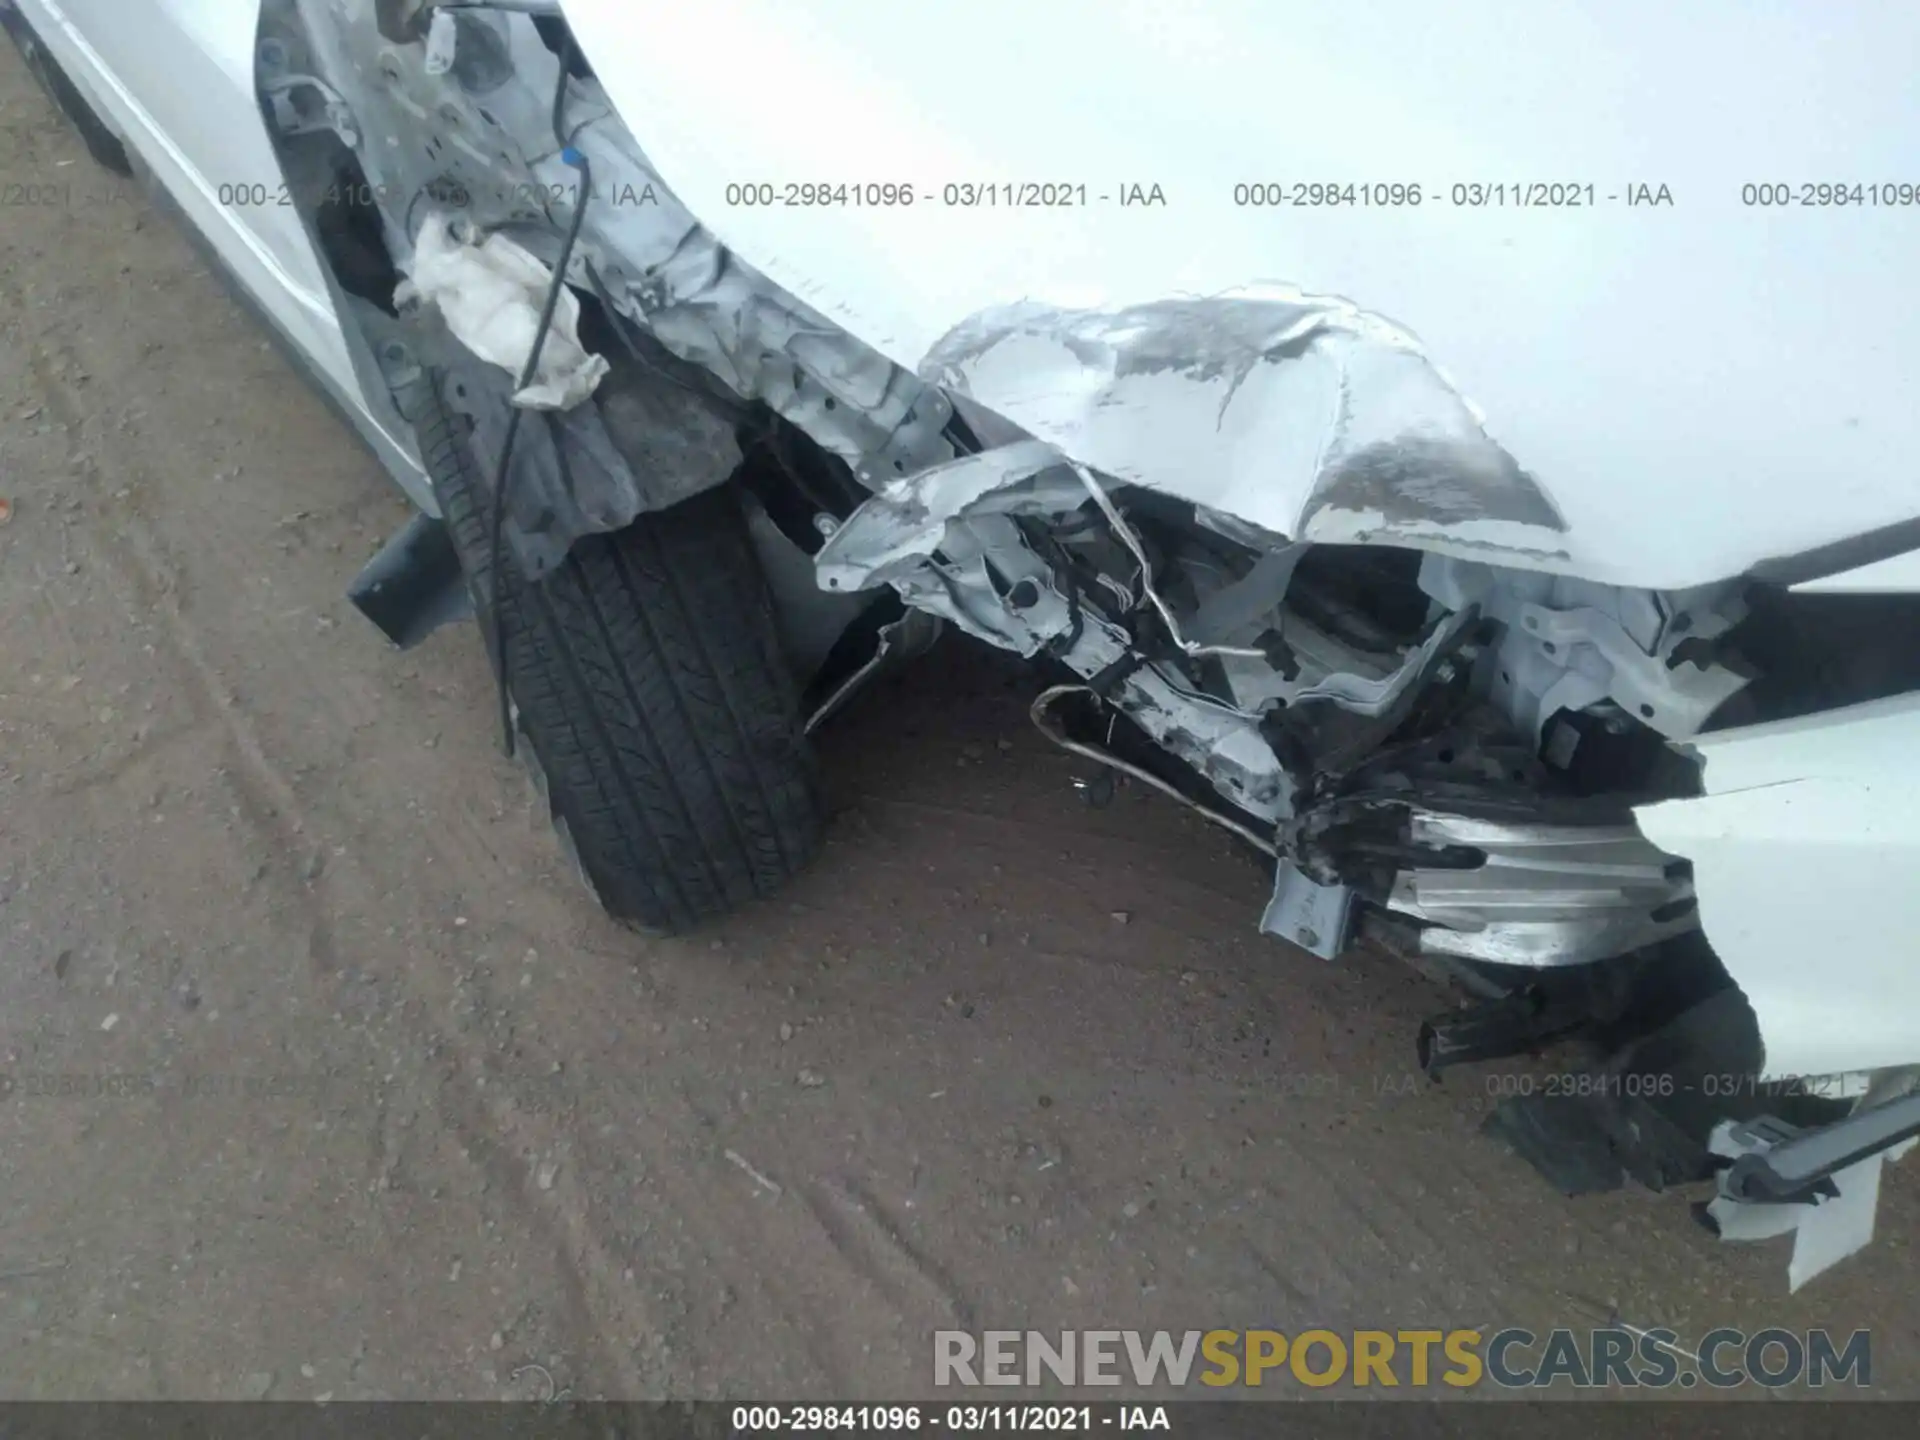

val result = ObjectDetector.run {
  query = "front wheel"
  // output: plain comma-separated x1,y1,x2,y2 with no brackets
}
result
417,380,826,933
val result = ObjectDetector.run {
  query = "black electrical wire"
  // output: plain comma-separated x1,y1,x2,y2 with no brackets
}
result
581,257,646,362
485,31,593,756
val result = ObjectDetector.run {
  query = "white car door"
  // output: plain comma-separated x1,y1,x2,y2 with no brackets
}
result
17,0,362,409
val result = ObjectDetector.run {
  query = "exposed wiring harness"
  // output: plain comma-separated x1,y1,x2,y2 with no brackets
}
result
1067,461,1268,663
1030,684,1279,857
483,30,592,756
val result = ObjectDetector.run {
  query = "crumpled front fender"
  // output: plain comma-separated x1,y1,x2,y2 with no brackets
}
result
922,289,1575,571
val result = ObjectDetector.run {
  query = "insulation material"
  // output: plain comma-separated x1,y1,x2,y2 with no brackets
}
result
397,215,609,410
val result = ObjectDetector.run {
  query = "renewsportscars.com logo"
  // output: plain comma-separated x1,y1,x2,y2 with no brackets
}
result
934,1328,1872,1390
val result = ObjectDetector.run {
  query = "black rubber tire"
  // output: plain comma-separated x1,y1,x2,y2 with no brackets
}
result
416,379,825,933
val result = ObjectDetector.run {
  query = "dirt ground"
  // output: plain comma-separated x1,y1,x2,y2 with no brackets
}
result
0,47,1915,1403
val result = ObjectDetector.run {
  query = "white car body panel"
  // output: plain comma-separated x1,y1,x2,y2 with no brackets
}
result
562,0,1920,591
17,0,356,399
15,0,1920,1096
1637,694,1920,1081
11,0,425,492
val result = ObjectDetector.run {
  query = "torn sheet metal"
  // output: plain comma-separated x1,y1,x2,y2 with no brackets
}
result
815,440,1094,655
814,439,1067,611
920,291,1574,569
1261,862,1355,960
1636,692,1920,1079
397,215,610,409
821,442,1294,821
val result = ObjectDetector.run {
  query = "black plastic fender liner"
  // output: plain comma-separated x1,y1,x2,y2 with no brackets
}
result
432,358,644,580
380,312,746,583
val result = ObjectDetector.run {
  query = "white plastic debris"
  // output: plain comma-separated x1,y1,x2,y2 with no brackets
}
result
1705,1118,1913,1291
424,8,459,76
397,215,610,411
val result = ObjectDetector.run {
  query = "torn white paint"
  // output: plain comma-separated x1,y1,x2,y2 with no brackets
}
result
916,292,1577,575
397,216,609,410
1636,693,1920,1079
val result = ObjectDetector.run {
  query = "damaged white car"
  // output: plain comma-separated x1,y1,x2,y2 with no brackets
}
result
8,0,1917,1286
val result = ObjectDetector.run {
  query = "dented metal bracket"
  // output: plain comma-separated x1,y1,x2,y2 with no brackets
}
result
258,37,360,145
1421,553,1751,743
